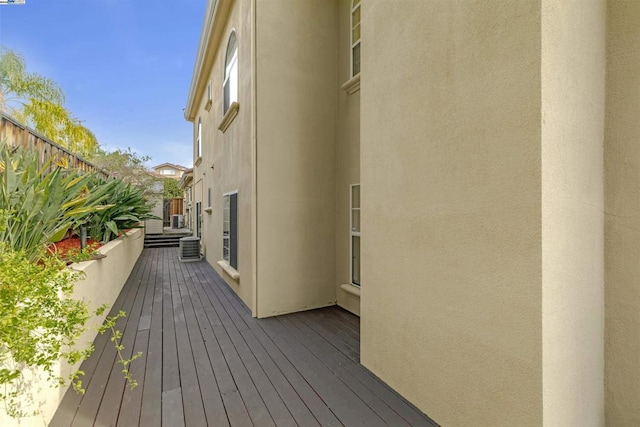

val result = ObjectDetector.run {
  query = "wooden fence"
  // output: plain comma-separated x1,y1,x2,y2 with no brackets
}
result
0,112,108,178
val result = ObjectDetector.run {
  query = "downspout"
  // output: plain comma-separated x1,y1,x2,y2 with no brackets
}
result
250,0,258,317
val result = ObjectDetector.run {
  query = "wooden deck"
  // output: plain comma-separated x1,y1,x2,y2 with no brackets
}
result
50,248,437,427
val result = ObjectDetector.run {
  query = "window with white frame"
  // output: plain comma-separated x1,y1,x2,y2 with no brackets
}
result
223,191,238,269
160,169,175,175
223,31,238,114
351,184,360,286
196,118,202,158
351,0,361,77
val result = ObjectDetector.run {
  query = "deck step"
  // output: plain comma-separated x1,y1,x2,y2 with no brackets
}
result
144,233,192,248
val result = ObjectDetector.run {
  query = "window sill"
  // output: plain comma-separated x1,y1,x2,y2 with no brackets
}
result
341,73,360,95
217,260,240,280
194,156,202,167
340,283,360,298
218,102,239,133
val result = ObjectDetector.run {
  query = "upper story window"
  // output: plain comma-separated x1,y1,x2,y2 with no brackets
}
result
196,118,202,158
223,30,238,114
351,0,361,77
160,169,175,176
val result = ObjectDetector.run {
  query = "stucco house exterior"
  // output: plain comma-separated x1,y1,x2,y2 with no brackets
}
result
151,162,189,180
184,1,640,425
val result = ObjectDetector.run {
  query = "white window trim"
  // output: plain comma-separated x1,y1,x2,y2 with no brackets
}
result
350,183,360,287
223,30,238,115
350,0,361,78
196,118,202,163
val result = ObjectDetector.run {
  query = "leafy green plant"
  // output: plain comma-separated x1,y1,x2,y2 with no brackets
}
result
164,177,183,199
0,142,111,261
86,177,158,243
61,245,101,264
0,244,91,418
98,311,142,389
89,147,159,195
0,146,143,418
0,46,98,157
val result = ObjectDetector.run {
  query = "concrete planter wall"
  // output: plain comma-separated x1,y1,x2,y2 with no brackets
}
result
0,228,144,427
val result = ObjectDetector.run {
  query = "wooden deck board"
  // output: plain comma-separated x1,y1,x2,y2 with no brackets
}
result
52,247,438,427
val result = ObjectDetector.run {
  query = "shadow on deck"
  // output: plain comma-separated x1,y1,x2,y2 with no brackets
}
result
50,248,436,427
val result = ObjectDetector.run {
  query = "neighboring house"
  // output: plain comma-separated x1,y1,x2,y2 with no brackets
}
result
151,162,189,180
178,168,194,230
184,1,640,426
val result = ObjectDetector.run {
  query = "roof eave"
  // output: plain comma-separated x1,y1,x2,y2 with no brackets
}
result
184,0,233,122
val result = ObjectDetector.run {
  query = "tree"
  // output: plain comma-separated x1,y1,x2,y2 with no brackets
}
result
90,147,160,194
164,177,183,199
0,47,98,157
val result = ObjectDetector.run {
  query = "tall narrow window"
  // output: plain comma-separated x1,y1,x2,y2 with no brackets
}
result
351,0,361,77
196,118,202,158
350,184,360,286
223,31,238,114
196,201,202,239
223,191,238,269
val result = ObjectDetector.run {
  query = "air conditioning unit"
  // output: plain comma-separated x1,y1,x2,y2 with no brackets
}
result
177,215,185,228
179,237,202,262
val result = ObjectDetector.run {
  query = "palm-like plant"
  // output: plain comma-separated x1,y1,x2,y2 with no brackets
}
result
86,177,158,243
0,47,98,156
0,143,109,261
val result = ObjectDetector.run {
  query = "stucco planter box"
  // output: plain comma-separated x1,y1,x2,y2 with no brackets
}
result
0,228,144,427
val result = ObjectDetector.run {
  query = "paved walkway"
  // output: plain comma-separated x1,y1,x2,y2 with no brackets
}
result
50,247,436,426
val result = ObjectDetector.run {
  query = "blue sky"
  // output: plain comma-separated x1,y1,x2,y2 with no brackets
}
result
0,0,205,168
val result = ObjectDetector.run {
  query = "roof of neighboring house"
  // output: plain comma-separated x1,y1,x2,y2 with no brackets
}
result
178,168,194,190
152,162,190,172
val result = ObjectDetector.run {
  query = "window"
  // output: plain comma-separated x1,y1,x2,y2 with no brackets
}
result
350,184,360,286
160,169,175,176
351,0,361,77
223,31,238,114
223,191,238,269
196,201,202,239
196,118,202,158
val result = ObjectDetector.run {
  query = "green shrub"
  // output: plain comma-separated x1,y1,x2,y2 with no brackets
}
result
0,243,92,418
0,143,111,261
86,177,158,243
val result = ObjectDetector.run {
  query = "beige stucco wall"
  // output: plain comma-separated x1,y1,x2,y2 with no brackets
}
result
360,1,542,425
605,1,640,424
0,229,144,427
335,0,361,316
192,0,255,311
541,1,606,426
145,191,164,235
255,0,338,317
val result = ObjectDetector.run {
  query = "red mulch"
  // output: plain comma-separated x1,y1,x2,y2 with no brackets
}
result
48,237,102,259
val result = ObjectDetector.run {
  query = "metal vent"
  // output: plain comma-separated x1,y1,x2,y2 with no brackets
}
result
179,237,202,262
